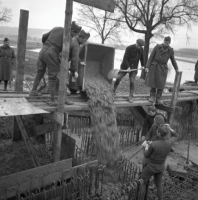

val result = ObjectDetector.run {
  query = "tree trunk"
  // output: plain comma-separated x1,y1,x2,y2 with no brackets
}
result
140,31,153,80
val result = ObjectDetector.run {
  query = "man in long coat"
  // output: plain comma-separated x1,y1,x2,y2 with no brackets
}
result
0,38,16,91
145,36,179,104
194,60,198,84
113,39,145,103
29,26,89,106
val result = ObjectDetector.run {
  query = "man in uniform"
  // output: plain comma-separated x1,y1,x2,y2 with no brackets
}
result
141,105,157,141
0,38,16,91
140,124,179,200
194,60,198,84
145,36,179,104
113,39,145,103
29,26,89,106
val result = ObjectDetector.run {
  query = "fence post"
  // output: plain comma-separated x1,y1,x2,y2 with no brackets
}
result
14,10,29,91
168,71,182,126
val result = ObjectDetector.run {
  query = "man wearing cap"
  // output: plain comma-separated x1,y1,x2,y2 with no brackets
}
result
29,26,89,106
141,105,157,141
140,124,179,200
145,36,179,104
0,38,16,91
69,29,90,79
113,39,145,103
145,114,166,141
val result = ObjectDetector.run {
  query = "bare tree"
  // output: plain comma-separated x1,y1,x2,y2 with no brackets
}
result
0,2,12,23
116,0,198,66
77,5,123,44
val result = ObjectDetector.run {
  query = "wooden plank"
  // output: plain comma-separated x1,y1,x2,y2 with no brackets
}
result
12,116,22,141
15,116,40,167
34,122,56,136
74,0,115,12
54,0,73,162
169,72,182,125
14,10,29,91
41,112,64,126
68,111,90,117
0,158,73,199
0,98,49,116
61,133,76,162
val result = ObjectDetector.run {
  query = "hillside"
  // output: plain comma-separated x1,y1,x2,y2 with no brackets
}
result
0,26,50,41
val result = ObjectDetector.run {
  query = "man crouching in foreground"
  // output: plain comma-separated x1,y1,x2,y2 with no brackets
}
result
140,124,179,200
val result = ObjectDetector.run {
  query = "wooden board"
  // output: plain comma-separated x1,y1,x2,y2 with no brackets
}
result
74,0,115,12
0,98,49,116
0,158,72,199
0,159,98,199
61,133,76,162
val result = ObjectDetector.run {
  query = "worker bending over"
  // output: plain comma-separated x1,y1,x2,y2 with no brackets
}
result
29,24,89,106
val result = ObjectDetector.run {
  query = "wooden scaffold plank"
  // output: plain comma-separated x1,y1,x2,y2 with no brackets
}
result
15,116,40,167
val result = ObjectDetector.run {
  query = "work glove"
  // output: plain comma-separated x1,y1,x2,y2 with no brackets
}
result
141,141,151,150
74,71,78,79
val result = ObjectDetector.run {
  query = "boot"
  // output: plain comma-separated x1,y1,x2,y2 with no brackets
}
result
149,93,156,104
156,90,163,105
113,79,120,96
65,96,74,105
128,82,134,103
29,75,43,96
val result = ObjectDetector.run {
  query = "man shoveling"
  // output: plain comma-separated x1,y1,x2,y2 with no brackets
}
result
113,39,145,103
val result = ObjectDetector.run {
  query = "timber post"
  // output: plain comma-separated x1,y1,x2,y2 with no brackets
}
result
168,71,182,126
14,9,29,91
52,0,73,162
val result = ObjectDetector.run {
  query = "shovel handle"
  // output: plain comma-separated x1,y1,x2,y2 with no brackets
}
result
119,68,144,73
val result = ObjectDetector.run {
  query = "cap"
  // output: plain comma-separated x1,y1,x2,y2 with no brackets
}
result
136,39,145,46
164,36,171,43
148,105,156,112
154,114,165,125
79,30,90,39
158,125,169,137
4,37,9,42
71,21,82,34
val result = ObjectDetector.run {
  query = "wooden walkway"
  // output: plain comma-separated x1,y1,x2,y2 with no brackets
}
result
0,89,198,114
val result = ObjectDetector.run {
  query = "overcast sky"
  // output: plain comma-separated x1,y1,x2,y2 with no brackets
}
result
1,0,198,49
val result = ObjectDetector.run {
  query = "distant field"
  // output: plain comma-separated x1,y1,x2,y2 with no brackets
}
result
0,39,42,50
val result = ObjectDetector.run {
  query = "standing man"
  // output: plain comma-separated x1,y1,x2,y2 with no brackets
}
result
194,60,198,84
113,39,145,103
140,124,179,200
145,36,179,105
141,105,157,141
29,26,89,106
0,38,16,91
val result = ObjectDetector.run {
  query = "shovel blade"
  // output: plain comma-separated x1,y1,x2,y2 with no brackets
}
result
108,69,120,80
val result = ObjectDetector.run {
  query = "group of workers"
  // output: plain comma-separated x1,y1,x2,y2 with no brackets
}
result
140,105,179,200
113,36,180,104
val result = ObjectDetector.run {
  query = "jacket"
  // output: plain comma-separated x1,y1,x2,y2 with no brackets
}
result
0,45,16,80
144,131,178,171
43,27,64,54
69,37,80,73
194,61,198,80
145,44,178,90
120,44,144,70
141,114,155,137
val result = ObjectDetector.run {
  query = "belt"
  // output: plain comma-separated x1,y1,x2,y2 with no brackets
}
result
154,60,166,65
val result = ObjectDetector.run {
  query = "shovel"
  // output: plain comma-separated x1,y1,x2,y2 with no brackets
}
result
107,67,144,80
